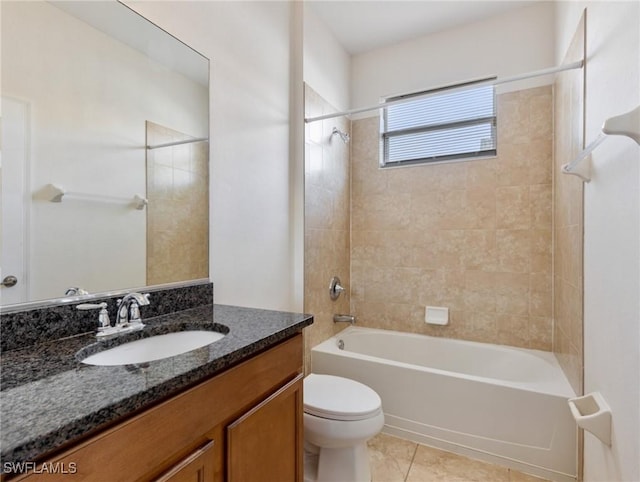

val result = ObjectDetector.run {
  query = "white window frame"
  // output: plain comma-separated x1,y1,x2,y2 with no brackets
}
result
380,78,497,168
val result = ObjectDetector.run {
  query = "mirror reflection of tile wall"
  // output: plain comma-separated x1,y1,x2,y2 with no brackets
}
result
146,121,209,285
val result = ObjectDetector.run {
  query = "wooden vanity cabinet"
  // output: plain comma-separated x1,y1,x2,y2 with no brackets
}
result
15,334,304,482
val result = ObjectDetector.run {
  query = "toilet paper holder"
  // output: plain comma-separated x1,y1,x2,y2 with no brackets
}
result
568,391,612,446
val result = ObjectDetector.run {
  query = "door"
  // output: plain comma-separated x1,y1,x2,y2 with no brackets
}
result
227,375,304,482
1,96,30,305
154,440,216,482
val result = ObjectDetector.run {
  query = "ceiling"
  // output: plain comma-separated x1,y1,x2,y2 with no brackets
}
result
308,0,540,55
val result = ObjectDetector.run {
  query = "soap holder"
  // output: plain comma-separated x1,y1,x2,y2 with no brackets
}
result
568,392,612,445
425,306,449,325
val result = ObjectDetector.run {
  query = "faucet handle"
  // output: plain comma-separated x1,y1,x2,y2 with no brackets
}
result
76,302,111,330
130,294,150,323
129,301,142,324
329,276,346,301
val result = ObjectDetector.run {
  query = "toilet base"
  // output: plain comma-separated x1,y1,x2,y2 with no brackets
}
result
304,450,319,482
304,443,371,482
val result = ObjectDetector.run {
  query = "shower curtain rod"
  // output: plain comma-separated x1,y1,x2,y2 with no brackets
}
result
304,60,584,124
146,137,208,150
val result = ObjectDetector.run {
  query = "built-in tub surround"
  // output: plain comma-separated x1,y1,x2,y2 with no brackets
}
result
304,84,351,372
313,326,577,482
553,15,585,397
0,298,313,469
350,86,553,350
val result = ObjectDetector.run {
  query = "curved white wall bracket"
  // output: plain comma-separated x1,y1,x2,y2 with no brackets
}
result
562,105,640,182
562,153,592,182
603,105,640,144
568,391,612,446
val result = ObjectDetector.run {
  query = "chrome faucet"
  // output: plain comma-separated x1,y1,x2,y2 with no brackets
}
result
116,292,151,326
333,314,356,324
65,286,89,296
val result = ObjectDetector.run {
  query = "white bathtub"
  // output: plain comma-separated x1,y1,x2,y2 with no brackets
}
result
311,326,577,482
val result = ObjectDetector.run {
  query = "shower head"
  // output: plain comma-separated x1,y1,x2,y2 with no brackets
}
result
332,126,350,144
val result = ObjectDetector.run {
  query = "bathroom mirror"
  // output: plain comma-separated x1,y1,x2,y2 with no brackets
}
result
0,1,210,308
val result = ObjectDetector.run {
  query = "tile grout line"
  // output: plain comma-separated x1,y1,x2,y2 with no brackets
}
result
404,442,420,482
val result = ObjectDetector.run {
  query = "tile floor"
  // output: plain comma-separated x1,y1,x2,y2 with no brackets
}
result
368,433,549,482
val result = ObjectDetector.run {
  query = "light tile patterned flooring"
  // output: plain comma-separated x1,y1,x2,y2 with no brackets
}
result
368,433,549,482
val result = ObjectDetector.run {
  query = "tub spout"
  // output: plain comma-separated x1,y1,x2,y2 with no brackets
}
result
333,314,356,324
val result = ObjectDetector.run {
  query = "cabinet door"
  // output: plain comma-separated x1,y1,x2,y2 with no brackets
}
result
154,440,215,482
227,374,303,482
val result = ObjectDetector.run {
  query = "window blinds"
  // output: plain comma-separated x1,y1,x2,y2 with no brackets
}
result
381,82,496,167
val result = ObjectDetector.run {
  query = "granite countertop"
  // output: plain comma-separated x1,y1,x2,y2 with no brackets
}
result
0,304,313,468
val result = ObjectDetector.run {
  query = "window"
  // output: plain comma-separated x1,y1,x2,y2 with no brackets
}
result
380,79,497,167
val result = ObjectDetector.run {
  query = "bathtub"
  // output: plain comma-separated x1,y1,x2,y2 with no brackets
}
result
311,326,577,482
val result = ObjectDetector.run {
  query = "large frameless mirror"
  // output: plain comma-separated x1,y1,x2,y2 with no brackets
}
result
1,0,210,309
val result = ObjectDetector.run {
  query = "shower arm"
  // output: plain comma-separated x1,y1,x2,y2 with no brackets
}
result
332,127,350,143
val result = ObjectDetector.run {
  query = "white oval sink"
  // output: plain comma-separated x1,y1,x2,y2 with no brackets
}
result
81,330,225,366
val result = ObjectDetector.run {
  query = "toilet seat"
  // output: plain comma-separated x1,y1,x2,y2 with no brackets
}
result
304,374,382,421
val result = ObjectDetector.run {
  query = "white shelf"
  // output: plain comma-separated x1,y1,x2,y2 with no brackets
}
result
568,391,612,446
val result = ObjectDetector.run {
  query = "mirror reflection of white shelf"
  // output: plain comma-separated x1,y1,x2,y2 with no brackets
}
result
48,184,147,210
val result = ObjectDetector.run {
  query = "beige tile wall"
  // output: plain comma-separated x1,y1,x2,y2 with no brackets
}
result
553,15,585,396
304,85,351,372
350,86,553,350
146,121,209,285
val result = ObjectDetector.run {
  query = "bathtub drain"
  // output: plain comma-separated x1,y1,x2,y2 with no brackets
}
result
337,339,344,350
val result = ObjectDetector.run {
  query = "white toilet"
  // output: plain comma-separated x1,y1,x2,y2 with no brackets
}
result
303,374,384,482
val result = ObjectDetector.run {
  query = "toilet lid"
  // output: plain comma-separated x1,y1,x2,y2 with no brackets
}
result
304,374,382,421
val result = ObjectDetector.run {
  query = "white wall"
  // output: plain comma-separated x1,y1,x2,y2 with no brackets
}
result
2,1,207,302
127,1,303,312
555,2,640,481
351,2,555,112
303,5,351,112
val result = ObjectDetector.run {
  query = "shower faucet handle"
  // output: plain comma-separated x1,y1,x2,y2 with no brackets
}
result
329,276,346,301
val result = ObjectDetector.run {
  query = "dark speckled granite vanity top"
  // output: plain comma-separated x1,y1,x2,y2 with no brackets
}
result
0,304,313,468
